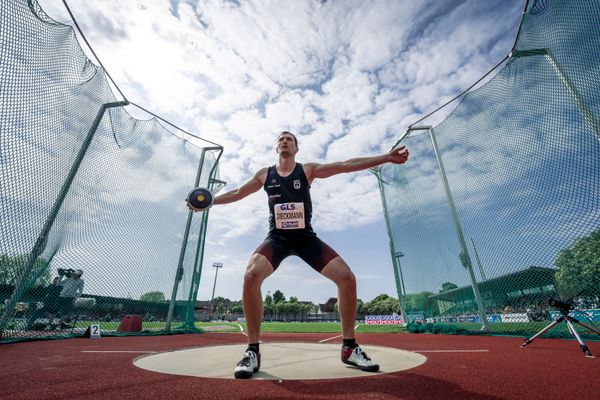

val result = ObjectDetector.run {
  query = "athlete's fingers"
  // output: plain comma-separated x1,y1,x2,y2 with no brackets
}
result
388,146,409,164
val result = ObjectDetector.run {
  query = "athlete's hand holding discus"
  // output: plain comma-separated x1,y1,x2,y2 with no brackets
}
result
186,187,214,211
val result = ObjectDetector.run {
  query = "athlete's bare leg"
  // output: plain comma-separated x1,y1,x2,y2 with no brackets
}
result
243,253,274,344
320,256,357,339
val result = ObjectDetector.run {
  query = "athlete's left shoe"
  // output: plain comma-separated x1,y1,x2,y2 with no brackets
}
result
341,345,380,372
234,350,261,379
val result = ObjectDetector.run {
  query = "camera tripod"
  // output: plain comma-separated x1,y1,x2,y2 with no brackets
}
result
520,305,600,358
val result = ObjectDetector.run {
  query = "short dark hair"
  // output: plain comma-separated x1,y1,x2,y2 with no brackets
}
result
279,131,298,146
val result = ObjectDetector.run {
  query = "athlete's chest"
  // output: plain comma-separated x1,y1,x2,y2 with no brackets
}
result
265,175,304,191
264,166,307,193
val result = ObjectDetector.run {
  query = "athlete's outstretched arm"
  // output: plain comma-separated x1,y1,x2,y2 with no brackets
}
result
214,168,267,205
305,146,409,181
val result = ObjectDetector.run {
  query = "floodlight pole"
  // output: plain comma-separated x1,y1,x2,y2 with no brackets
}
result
0,101,128,337
425,126,490,331
209,262,223,321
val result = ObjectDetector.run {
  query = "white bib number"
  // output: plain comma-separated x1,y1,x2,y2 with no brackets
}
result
274,202,305,230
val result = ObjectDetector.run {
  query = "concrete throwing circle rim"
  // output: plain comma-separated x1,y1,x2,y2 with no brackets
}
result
133,342,427,380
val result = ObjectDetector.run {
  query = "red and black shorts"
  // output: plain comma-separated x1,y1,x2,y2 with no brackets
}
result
254,236,339,273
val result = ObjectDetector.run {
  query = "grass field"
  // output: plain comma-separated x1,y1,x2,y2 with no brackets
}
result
69,321,185,330
195,321,407,334
196,320,600,340
67,320,404,334
64,320,598,340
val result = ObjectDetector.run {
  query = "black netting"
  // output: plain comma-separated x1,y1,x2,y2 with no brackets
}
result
379,0,600,338
1,0,222,342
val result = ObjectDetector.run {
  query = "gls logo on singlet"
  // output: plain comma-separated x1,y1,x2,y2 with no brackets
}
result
293,179,301,189
274,202,305,230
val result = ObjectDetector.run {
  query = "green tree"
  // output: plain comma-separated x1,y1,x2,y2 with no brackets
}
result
139,291,166,302
273,290,286,303
273,301,284,319
364,294,405,315
555,228,600,299
373,293,390,302
263,301,273,315
284,301,300,314
439,282,458,293
410,295,418,312
381,297,400,314
289,296,298,303
230,304,243,314
212,296,231,307
356,298,367,315
0,254,51,287
216,304,225,316
264,293,273,305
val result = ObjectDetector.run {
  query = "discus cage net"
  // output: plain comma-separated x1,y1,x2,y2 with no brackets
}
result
0,0,223,343
378,0,600,339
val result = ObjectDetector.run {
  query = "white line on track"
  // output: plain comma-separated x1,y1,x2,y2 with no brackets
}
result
203,322,262,345
414,349,489,353
318,335,341,343
234,323,248,336
81,350,157,353
318,324,361,343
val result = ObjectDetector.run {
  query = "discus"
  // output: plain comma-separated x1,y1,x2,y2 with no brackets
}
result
186,187,214,211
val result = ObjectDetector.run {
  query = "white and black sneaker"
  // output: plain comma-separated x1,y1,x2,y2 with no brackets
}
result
234,350,261,379
341,345,380,372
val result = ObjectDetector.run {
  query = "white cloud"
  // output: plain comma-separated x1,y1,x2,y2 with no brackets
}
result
24,0,524,302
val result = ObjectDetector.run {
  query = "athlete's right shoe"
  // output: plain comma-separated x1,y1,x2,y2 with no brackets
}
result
234,350,261,379
341,345,380,372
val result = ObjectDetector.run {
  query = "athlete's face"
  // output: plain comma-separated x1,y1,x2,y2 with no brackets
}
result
276,133,298,156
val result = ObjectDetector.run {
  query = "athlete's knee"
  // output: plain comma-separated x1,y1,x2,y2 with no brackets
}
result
243,267,263,288
243,257,272,288
328,267,356,288
339,270,356,288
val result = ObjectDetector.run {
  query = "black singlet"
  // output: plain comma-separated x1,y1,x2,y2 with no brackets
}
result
256,163,340,272
264,163,316,240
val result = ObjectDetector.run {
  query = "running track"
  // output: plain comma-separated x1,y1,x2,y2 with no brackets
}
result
1,333,598,400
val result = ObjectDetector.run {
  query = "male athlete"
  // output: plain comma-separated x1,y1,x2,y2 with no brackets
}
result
213,131,409,379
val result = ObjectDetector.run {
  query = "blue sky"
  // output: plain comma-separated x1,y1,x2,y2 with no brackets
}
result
35,0,525,303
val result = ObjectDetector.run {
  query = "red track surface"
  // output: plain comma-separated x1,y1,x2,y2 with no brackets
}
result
1,332,598,400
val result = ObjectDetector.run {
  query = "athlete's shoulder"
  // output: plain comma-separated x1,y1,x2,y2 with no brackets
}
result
254,166,270,185
301,162,318,172
302,162,319,182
